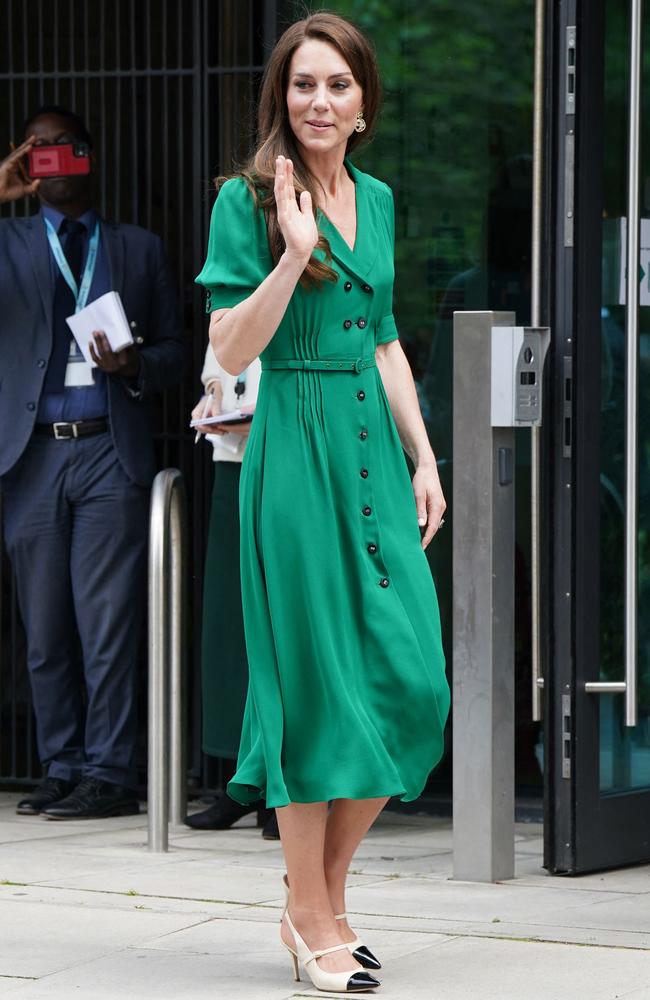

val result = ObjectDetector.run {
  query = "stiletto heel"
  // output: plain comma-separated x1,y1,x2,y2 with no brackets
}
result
281,938,300,981
281,873,382,971
335,913,382,970
283,909,380,993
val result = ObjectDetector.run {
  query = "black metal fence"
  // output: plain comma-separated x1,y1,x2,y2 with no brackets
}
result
0,0,278,791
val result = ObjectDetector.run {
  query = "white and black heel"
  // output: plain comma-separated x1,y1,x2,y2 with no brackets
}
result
281,909,381,993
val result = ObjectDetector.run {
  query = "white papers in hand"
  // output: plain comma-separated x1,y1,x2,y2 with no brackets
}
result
189,405,255,428
66,291,134,367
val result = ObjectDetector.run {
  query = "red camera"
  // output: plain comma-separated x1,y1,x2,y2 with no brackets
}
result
27,142,91,179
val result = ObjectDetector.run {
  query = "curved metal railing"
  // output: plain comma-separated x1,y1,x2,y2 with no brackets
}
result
147,468,188,851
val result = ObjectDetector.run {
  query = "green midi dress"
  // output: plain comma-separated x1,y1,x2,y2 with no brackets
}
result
196,160,450,808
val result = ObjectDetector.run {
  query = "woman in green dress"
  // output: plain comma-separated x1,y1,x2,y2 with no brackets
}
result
195,12,450,994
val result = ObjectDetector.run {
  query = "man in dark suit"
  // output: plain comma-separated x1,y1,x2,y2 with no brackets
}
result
0,106,184,819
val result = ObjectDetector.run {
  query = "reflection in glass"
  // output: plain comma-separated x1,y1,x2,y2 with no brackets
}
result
599,0,650,793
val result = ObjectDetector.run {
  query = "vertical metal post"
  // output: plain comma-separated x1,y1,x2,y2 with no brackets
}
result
625,0,643,728
168,480,188,826
531,0,546,721
148,469,188,852
148,474,169,853
453,311,516,882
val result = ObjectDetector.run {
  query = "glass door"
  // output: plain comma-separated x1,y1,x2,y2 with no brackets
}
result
546,0,650,873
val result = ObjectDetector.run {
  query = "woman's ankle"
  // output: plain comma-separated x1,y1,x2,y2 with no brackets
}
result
288,900,332,924
324,875,347,916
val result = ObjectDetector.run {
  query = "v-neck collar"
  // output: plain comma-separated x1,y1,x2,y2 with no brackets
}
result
316,158,379,283
317,157,359,254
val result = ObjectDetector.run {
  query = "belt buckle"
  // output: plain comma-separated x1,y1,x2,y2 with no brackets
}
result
354,358,365,373
53,422,77,440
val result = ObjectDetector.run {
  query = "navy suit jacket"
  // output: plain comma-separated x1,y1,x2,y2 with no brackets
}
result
0,214,185,486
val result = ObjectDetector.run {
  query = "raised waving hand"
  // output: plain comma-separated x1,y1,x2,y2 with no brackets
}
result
274,155,318,262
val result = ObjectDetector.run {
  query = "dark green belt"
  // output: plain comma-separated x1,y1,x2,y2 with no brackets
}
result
262,356,376,374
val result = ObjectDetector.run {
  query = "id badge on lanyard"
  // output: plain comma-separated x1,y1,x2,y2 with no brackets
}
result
45,218,100,387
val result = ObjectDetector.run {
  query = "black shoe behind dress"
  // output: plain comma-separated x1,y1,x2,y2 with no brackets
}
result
16,777,77,816
41,777,139,820
183,793,269,830
262,809,280,840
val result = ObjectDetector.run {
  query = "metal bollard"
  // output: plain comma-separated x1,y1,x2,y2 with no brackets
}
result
147,468,188,852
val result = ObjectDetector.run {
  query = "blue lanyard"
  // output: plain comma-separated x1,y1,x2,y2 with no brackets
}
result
44,218,100,313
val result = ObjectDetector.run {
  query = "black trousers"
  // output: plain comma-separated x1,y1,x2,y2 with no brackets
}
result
2,432,149,787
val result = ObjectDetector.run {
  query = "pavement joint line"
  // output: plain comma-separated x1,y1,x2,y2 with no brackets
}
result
430,931,650,952
1,882,283,907
12,886,645,955
138,914,227,942
102,928,650,965
226,908,650,947
5,881,650,941
492,873,650,896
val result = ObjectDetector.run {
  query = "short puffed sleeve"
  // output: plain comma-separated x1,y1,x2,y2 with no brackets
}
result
375,185,399,345
195,177,272,313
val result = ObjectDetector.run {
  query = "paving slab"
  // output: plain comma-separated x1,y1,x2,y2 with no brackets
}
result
0,980,39,997
0,845,170,885
0,896,211,979
0,947,299,1000
540,891,650,935
141,911,451,964
0,881,239,917
37,858,291,904
516,863,650,894
385,935,650,1000
2,795,650,1000
344,874,633,925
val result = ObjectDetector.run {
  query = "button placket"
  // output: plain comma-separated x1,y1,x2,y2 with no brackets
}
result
354,374,390,589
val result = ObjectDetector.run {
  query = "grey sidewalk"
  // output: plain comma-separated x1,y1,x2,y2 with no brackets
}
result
1,792,649,1000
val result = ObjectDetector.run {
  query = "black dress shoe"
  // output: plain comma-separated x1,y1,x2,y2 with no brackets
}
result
16,777,77,816
261,809,280,840
41,777,139,820
184,793,268,830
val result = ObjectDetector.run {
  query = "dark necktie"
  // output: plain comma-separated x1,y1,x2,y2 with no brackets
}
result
43,218,87,394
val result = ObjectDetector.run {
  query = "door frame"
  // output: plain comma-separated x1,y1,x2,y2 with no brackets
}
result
545,0,650,874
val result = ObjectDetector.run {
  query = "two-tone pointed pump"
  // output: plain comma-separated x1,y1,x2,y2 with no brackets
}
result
281,874,381,971
281,908,381,993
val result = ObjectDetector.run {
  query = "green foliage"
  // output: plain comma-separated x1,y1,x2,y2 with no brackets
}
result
295,0,535,351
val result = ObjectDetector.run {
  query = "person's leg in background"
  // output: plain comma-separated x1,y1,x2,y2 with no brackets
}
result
42,433,148,819
185,460,277,838
2,438,85,814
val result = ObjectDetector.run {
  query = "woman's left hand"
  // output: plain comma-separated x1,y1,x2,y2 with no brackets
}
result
210,420,252,437
412,463,446,550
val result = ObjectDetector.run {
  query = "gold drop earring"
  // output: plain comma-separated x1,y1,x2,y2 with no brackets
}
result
354,109,367,133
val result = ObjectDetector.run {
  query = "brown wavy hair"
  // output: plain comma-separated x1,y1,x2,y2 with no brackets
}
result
238,12,382,289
